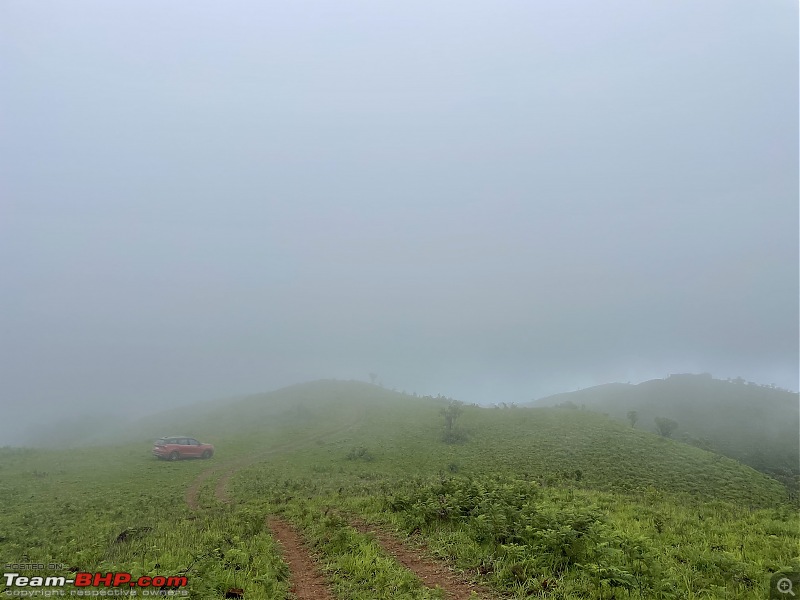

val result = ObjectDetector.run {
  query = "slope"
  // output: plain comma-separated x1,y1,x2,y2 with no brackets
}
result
532,374,799,485
1,379,796,600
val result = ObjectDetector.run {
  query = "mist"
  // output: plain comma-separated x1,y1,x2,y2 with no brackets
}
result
1,0,797,445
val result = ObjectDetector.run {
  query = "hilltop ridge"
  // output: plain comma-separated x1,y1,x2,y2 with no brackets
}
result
531,373,799,487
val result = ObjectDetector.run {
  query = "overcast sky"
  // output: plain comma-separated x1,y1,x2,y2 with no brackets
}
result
1,1,797,445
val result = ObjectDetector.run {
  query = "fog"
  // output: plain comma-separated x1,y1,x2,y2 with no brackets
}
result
1,1,797,445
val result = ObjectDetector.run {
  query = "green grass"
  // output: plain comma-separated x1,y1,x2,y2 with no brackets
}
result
276,504,447,600
531,375,800,492
1,380,797,599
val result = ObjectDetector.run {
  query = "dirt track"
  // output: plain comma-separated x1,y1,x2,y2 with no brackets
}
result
184,415,495,599
183,417,364,599
268,514,494,600
267,517,335,600
349,517,495,600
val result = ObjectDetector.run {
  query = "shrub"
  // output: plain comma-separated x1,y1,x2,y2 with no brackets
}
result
346,446,373,461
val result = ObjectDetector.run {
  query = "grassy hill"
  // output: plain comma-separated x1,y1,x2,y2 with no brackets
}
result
531,374,799,488
1,380,797,599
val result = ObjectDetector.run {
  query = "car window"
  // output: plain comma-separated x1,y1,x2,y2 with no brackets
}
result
189,439,200,445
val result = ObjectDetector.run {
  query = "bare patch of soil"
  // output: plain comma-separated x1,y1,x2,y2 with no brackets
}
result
267,517,335,600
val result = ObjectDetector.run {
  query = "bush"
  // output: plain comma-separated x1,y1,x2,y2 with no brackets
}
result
386,475,660,593
346,446,373,461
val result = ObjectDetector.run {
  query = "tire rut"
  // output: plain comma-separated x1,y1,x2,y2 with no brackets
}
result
267,517,335,600
349,517,497,600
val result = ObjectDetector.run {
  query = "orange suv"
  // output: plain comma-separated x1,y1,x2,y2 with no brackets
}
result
152,436,214,461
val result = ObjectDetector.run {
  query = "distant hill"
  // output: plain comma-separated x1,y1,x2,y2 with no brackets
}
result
18,378,792,507
34,380,420,447
530,373,799,489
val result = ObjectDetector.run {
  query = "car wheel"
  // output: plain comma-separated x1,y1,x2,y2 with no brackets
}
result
169,451,180,461
202,450,212,459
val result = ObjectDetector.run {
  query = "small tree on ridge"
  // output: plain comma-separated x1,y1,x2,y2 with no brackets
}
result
654,416,678,438
441,400,465,443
